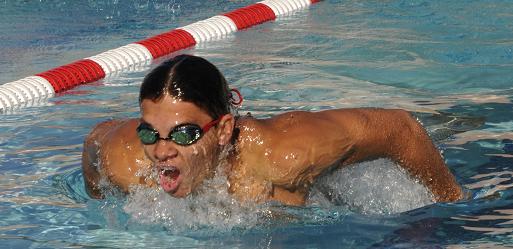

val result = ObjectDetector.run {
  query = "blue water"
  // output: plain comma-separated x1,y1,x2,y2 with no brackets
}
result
1,0,513,248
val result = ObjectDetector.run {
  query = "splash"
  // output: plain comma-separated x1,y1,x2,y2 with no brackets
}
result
308,158,434,215
123,170,264,233
102,156,433,232
123,145,266,233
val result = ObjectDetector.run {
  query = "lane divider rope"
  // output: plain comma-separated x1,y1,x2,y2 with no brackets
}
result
0,0,321,112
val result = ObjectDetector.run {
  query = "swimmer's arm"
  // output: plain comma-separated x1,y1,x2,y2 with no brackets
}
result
82,146,103,199
81,120,121,199
334,109,463,202
82,119,154,198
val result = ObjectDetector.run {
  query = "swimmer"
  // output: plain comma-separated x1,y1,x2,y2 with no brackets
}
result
82,54,463,205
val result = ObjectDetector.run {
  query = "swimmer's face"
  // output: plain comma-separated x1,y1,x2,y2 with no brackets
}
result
140,94,234,198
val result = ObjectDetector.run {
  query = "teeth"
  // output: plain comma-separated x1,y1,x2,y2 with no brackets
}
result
158,166,176,171
159,166,178,177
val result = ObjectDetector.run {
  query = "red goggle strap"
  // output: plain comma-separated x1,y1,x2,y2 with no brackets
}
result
229,88,243,106
201,115,225,133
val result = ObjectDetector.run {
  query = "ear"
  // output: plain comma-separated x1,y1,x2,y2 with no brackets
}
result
216,114,235,145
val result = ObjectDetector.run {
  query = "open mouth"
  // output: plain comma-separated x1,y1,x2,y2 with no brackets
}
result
158,166,181,193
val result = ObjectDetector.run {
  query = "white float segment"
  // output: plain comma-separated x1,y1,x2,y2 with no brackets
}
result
196,22,219,39
0,90,12,106
180,15,238,43
126,43,153,62
211,16,238,34
209,16,236,35
296,0,311,8
0,86,19,105
189,22,212,42
262,0,303,16
198,22,219,40
125,45,151,65
4,80,36,99
259,1,285,16
194,24,211,42
0,93,7,111
0,76,54,110
180,26,204,43
88,56,114,76
119,44,152,63
106,50,132,69
4,82,34,101
0,88,19,107
88,44,153,76
120,45,144,63
5,81,35,100
14,80,43,98
279,0,294,14
24,76,55,97
284,0,300,10
19,80,42,99
289,0,310,9
22,98,40,109
23,80,51,101
180,23,202,43
0,91,13,111
115,47,138,66
204,17,230,37
106,51,129,70
193,25,209,42
102,53,125,72
0,85,27,104
116,48,139,66
269,0,291,15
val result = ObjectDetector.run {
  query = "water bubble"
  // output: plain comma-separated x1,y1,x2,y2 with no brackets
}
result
123,171,263,233
309,158,433,215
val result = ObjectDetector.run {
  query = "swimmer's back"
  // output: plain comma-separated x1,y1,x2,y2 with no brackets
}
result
234,108,462,202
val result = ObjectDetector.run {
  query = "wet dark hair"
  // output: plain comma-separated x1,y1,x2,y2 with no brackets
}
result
139,54,230,119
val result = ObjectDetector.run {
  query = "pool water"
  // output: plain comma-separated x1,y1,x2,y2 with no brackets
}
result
1,0,513,248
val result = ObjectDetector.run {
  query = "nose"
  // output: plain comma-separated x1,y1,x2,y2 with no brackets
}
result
153,139,179,161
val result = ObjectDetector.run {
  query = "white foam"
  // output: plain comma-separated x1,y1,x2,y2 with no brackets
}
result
123,170,264,233
308,158,434,215
116,158,434,231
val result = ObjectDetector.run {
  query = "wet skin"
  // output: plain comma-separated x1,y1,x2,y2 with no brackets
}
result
82,94,463,205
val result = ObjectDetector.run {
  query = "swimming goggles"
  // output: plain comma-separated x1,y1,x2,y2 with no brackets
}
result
136,117,222,146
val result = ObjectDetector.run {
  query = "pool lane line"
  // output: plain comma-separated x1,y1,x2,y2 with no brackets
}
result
0,0,321,112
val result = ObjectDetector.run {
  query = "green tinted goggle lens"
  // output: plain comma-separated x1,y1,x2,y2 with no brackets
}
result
136,123,203,146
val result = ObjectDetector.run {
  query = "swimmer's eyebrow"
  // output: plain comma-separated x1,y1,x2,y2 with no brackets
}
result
138,118,153,127
138,118,191,129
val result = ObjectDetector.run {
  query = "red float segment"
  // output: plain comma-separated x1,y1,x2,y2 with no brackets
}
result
62,64,87,83
136,29,196,59
1,0,323,109
37,59,105,93
75,59,106,83
37,70,68,92
223,3,276,30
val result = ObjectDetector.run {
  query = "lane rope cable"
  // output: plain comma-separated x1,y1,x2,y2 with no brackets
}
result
0,0,321,112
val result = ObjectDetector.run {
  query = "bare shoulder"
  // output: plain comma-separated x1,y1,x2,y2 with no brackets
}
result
84,119,140,150
234,108,412,148
320,108,413,124
235,108,416,147
83,118,151,193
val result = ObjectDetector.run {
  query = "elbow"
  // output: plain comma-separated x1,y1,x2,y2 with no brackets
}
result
392,109,425,137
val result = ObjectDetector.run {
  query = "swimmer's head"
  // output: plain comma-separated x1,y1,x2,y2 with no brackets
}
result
138,55,235,198
139,54,230,119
